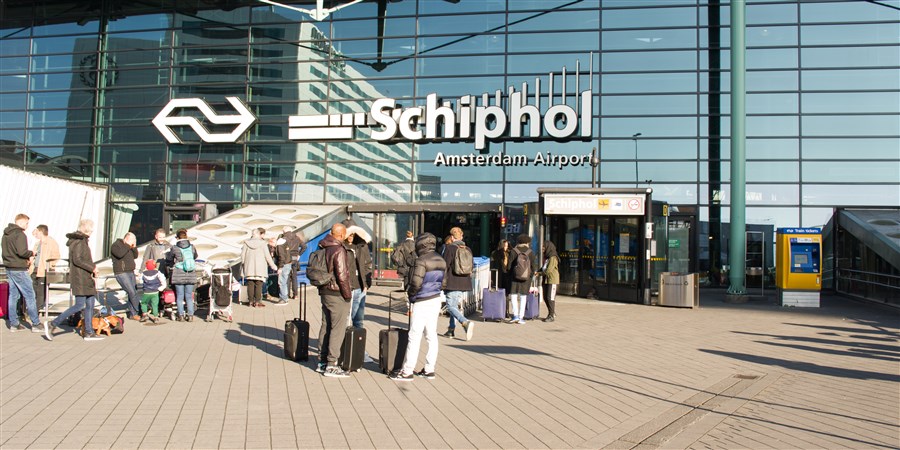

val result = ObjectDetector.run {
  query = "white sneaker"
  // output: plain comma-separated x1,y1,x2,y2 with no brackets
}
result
463,321,475,341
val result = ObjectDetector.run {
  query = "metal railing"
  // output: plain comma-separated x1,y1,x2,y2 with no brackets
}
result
835,268,900,304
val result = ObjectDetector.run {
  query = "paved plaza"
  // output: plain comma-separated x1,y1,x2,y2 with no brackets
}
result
1,287,898,450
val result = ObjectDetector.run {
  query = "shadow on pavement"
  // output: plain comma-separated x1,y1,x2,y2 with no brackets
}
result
223,323,320,360
699,349,900,382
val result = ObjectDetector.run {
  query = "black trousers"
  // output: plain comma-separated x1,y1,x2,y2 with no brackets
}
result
32,274,46,311
246,279,263,303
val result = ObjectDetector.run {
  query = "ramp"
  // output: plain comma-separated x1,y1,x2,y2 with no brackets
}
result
50,204,347,311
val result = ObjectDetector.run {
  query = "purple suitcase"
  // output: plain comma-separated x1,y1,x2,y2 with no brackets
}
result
481,269,506,321
523,276,541,320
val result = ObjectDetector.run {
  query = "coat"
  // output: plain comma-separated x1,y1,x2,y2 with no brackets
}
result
317,233,351,300
241,237,276,281
2,223,32,271
110,238,138,274
167,239,199,285
66,231,96,297
542,256,560,285
506,243,538,295
33,236,60,277
407,233,446,303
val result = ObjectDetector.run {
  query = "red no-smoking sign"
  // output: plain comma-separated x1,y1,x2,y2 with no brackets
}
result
628,198,641,210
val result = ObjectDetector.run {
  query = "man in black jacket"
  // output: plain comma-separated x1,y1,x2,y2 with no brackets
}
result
3,213,43,333
44,219,104,341
111,232,140,320
391,230,416,286
441,227,475,341
316,223,352,378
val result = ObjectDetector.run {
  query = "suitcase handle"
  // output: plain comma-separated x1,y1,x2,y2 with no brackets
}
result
490,268,499,291
299,282,307,321
388,289,406,330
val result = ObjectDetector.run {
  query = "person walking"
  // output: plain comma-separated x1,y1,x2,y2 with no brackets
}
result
44,219,103,341
540,241,560,322
272,236,292,305
440,227,475,341
316,223,353,378
167,229,199,321
3,213,43,333
241,228,277,308
506,234,538,324
490,239,511,292
140,260,166,323
280,226,306,300
30,224,60,313
390,232,446,381
111,232,140,320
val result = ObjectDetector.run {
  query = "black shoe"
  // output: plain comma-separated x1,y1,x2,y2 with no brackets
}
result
441,329,455,339
175,314,184,322
414,369,436,380
543,315,555,323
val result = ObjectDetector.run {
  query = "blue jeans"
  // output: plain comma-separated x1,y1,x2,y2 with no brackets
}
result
350,288,366,328
174,284,195,316
445,290,468,330
52,296,95,335
115,272,140,317
278,264,292,301
7,270,40,327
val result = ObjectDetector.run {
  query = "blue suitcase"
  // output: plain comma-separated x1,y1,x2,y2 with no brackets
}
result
481,269,506,321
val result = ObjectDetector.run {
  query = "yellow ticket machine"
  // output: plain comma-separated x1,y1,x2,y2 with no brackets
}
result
776,228,822,307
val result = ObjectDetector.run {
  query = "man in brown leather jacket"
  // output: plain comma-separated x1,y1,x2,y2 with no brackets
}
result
316,223,352,377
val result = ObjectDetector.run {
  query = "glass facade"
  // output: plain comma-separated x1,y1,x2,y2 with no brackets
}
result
2,0,898,246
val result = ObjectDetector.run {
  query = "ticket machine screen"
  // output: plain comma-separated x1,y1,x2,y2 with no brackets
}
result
790,242,819,273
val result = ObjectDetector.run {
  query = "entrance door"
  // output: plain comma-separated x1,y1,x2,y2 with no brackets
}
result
609,217,641,302
371,212,420,281
423,211,497,257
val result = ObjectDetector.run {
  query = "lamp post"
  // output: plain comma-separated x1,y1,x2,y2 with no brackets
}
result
632,132,642,187
590,147,598,188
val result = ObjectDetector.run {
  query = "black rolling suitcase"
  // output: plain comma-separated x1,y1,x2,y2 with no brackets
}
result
379,289,409,374
339,326,366,372
284,283,309,361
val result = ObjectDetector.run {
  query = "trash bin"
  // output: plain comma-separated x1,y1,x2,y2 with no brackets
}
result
659,272,699,308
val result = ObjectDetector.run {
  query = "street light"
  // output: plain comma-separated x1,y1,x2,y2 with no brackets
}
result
632,132,642,188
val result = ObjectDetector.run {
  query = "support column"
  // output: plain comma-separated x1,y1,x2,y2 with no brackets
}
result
727,0,748,301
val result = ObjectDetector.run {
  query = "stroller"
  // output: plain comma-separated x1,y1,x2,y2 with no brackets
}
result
207,267,237,322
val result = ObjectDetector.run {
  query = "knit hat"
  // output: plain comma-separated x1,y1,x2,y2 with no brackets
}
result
145,260,157,270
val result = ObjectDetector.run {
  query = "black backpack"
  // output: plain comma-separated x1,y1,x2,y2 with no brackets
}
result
512,248,532,282
306,248,334,287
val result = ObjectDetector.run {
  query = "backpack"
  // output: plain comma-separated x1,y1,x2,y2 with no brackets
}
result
452,243,474,276
175,246,195,272
306,248,334,287
512,248,532,282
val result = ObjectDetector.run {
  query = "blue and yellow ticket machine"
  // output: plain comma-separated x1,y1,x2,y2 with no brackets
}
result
776,228,822,307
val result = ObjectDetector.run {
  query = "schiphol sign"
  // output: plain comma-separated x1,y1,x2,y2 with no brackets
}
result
152,61,595,163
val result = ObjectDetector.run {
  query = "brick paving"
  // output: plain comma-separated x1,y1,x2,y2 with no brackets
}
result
1,287,898,449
